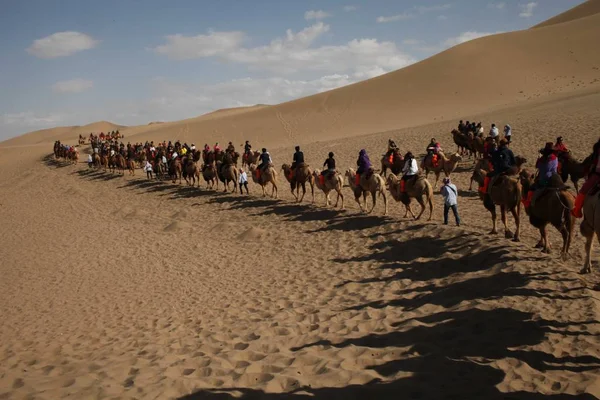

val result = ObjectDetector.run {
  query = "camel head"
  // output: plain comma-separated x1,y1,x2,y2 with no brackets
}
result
515,155,527,168
386,173,399,187
450,153,463,163
345,168,356,179
281,164,291,172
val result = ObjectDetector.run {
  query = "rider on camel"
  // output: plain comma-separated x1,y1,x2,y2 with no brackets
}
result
226,142,235,153
291,146,305,180
572,138,600,218
480,139,515,194
214,142,221,153
244,141,252,161
356,149,372,186
553,137,568,154
523,142,559,208
422,138,441,168
386,139,398,164
321,152,336,184
401,152,419,192
257,148,272,179
458,120,465,134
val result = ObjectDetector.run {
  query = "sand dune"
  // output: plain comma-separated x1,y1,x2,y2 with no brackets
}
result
533,0,600,28
2,1,600,399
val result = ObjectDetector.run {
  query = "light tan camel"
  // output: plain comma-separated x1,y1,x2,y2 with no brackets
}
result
386,174,434,220
519,170,574,260
217,161,238,193
344,168,387,215
422,151,462,189
581,191,600,274
313,169,344,209
281,163,315,203
248,164,278,198
242,151,261,168
115,154,127,175
169,158,182,184
475,169,522,241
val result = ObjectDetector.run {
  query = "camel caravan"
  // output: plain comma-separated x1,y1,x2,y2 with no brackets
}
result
50,122,600,274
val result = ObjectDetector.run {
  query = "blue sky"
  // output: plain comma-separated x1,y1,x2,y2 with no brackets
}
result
0,0,585,140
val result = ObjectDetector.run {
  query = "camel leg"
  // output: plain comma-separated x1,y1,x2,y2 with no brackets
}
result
368,191,376,214
353,193,364,212
581,233,595,274
382,190,387,216
433,172,440,190
290,183,299,202
489,206,498,235
325,191,330,207
414,197,425,220
311,182,315,204
298,183,306,203
500,206,514,239
539,225,551,254
262,184,266,197
427,195,433,221
512,204,521,242
338,189,344,209
534,232,544,248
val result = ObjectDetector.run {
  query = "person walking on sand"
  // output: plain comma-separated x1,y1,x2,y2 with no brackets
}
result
239,168,249,194
441,177,460,226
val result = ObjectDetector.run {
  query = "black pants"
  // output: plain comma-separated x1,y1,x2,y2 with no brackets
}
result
444,204,460,225
240,182,248,193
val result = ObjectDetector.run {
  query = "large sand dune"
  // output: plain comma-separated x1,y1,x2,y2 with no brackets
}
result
1,1,600,399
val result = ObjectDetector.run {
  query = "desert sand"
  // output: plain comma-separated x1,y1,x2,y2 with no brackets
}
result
1,2,600,399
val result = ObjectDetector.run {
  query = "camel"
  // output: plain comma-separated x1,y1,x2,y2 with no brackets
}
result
68,150,79,165
242,151,261,168
386,174,434,220
169,158,182,184
557,151,592,193
380,150,405,177
201,164,219,190
580,187,600,273
344,168,387,215
127,159,136,175
473,169,522,241
248,164,278,198
115,154,127,175
469,155,528,190
216,161,238,193
451,129,473,157
100,154,109,172
468,134,485,160
313,169,344,209
281,164,315,203
422,151,462,189
92,153,101,169
519,170,574,260
184,160,201,187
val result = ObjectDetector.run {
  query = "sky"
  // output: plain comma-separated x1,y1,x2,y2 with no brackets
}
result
0,0,586,140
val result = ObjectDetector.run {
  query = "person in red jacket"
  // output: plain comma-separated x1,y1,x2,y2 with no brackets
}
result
573,138,600,218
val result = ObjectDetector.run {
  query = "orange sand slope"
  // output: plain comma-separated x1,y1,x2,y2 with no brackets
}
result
533,0,600,28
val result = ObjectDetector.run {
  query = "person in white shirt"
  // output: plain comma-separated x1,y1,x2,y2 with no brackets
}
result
490,123,499,139
144,160,154,179
239,168,249,194
87,154,93,168
440,177,460,226
171,151,178,160
401,151,419,192
504,124,512,144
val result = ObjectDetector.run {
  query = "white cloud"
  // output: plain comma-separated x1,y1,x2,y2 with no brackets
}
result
519,2,537,18
304,10,331,20
52,79,94,93
377,13,414,23
152,30,246,60
26,31,99,59
154,23,414,78
343,5,358,12
488,2,506,9
443,31,497,47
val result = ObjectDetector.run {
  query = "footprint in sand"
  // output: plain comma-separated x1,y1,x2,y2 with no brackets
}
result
237,227,267,242
163,220,191,232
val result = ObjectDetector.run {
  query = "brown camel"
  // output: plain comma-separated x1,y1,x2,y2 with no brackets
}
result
474,169,522,241
184,160,201,187
100,154,109,172
243,151,261,168
422,151,462,189
281,163,315,203
386,174,434,220
127,159,136,175
557,151,592,193
468,134,485,159
344,168,388,215
313,169,344,209
69,150,79,165
92,153,101,169
201,164,219,189
519,170,574,259
216,161,238,193
380,150,405,177
115,154,127,175
451,129,473,157
469,155,528,190
580,187,600,274
169,158,182,184
249,164,278,198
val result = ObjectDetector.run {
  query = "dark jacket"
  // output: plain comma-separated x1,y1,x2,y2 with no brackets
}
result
324,157,336,170
293,151,304,164
259,152,271,165
491,147,516,173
